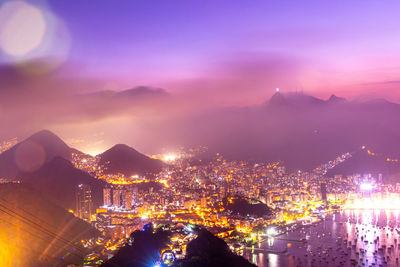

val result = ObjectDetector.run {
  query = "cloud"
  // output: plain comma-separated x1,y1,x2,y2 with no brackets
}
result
162,51,303,107
2,53,400,155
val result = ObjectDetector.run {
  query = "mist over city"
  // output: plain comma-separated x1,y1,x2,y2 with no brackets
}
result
1,1,400,266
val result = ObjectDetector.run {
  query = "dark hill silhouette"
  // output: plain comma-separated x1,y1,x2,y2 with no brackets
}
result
20,157,105,210
99,144,165,177
326,149,400,179
102,225,256,267
175,228,256,267
0,183,99,266
0,130,74,178
267,91,288,108
101,226,171,267
327,94,346,104
285,92,325,107
224,197,272,218
267,92,325,109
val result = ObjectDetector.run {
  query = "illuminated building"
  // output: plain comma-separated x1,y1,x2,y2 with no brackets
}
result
320,182,327,201
123,190,133,210
277,166,286,176
113,189,122,208
76,184,93,222
104,188,112,206
201,196,207,208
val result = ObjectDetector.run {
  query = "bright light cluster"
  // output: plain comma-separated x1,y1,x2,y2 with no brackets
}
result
346,196,400,210
266,227,277,237
163,154,177,162
360,182,374,191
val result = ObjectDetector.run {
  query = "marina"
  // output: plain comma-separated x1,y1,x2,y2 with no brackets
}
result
246,210,400,267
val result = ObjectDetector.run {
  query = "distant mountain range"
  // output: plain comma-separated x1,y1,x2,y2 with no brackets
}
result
2,89,400,182
176,92,400,177
81,86,169,104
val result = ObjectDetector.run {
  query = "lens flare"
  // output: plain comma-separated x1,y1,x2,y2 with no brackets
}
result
14,141,46,172
0,1,70,74
0,1,46,57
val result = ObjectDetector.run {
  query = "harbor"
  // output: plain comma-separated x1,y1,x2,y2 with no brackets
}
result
245,210,400,267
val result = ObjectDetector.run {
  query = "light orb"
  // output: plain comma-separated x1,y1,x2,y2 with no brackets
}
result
0,1,46,57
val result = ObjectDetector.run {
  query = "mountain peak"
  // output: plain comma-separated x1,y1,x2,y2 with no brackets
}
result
106,143,139,154
268,92,287,107
99,144,164,176
327,94,346,103
29,129,59,139
0,130,73,179
25,130,71,158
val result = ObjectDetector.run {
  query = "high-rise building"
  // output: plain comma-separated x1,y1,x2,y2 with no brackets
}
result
113,189,122,208
123,190,133,210
76,184,92,222
201,196,207,208
320,182,327,201
103,188,112,207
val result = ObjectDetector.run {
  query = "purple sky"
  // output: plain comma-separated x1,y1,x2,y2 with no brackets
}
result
2,0,400,102
1,0,400,153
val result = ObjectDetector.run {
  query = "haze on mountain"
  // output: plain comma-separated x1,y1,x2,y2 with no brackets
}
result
168,91,400,174
3,85,400,177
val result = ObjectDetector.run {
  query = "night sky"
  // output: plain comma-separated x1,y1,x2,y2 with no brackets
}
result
1,0,400,153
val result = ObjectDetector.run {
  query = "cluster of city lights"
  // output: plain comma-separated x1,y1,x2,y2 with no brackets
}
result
345,195,400,210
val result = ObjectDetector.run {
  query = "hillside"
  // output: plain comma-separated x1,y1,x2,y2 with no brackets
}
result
20,157,105,210
0,183,99,266
326,149,400,181
0,130,73,179
99,144,165,177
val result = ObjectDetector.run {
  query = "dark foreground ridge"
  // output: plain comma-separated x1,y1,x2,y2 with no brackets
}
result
102,223,256,267
0,183,99,266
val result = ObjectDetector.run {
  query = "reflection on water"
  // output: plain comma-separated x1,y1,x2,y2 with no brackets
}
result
245,210,400,266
